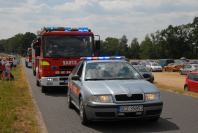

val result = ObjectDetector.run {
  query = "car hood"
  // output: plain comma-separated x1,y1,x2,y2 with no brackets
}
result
83,80,159,95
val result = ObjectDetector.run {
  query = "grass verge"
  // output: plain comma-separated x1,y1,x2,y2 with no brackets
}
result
0,65,40,133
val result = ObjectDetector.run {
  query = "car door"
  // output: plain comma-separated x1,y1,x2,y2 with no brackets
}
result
70,62,84,105
188,74,198,92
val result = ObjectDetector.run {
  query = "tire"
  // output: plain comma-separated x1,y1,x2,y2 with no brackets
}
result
184,85,189,92
33,70,36,76
36,80,40,87
41,86,47,93
79,97,89,125
67,94,74,109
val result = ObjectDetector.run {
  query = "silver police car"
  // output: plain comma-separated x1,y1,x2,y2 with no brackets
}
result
67,56,163,124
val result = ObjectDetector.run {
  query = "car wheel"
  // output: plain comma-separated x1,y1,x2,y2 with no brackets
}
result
67,94,74,109
184,85,189,92
79,97,89,125
36,80,40,87
41,86,47,93
33,70,36,76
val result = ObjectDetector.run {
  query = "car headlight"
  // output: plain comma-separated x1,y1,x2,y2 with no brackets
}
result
145,93,160,101
89,95,113,103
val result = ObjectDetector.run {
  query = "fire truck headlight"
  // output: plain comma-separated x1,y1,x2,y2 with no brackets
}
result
47,78,53,81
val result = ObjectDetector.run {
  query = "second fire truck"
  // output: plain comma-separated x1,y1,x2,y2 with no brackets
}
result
31,27,100,92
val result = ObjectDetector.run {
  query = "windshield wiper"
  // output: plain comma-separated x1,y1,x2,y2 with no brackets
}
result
85,78,107,81
108,78,136,80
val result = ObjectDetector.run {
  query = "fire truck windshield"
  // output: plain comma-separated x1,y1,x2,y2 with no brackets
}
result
43,35,93,58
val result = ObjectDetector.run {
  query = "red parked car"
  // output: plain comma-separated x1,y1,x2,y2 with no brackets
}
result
184,72,198,92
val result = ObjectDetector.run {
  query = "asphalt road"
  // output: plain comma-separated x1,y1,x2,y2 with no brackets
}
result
23,63,198,133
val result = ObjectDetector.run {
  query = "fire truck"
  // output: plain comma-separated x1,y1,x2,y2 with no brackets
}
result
25,48,32,68
31,27,100,92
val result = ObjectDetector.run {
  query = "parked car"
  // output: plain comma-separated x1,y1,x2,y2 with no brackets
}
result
149,62,162,72
67,56,163,124
133,65,154,83
130,61,140,65
159,59,174,67
163,63,183,72
179,64,198,75
184,72,198,92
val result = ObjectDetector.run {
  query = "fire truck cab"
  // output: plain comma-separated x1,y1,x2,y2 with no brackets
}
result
31,27,100,92
25,48,32,68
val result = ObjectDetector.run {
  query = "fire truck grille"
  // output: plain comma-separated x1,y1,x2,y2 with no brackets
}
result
59,66,74,71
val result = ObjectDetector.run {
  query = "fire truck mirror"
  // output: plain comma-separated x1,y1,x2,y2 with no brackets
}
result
35,46,40,56
95,40,100,50
95,40,100,56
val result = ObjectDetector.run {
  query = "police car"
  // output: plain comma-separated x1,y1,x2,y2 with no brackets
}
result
67,56,163,124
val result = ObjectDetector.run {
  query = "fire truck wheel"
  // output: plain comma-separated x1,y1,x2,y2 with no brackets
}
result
41,86,47,93
33,70,36,76
36,80,40,87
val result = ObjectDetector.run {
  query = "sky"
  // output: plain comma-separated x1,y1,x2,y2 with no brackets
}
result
0,0,198,42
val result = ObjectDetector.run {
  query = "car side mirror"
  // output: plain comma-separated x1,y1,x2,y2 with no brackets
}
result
71,75,80,80
142,73,151,79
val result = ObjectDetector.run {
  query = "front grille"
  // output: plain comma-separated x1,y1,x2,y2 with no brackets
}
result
60,82,67,85
95,112,115,117
60,78,67,80
115,94,143,101
59,66,74,71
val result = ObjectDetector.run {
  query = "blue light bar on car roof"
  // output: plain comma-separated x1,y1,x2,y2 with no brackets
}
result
81,56,125,60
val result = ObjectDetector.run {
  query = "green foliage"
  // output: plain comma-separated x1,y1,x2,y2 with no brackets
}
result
0,32,36,55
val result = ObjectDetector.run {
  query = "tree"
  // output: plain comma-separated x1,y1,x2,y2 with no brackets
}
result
129,38,140,59
140,35,155,59
119,35,129,57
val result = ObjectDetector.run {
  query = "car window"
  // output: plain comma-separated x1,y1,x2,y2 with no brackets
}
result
71,61,82,74
188,73,198,81
77,62,84,78
184,65,191,69
85,61,142,80
193,65,198,68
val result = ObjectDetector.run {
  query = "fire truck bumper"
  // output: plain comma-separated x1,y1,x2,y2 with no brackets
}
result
40,76,68,86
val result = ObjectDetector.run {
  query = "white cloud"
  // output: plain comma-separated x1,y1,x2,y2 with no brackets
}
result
0,0,198,42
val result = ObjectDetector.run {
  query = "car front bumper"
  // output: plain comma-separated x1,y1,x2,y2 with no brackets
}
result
85,102,163,121
40,76,68,86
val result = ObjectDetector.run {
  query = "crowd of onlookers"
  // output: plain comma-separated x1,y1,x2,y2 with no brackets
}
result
0,56,18,80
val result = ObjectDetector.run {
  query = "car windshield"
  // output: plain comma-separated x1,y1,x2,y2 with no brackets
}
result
43,35,93,58
152,63,159,66
193,65,198,68
134,66,148,72
85,62,142,80
189,73,198,81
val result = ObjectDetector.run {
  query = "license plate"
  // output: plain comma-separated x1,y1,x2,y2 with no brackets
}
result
118,105,143,112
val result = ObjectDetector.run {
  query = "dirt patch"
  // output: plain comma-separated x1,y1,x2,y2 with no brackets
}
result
153,72,198,98
154,72,186,90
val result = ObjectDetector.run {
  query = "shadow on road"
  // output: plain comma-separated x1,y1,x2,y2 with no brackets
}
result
86,118,179,133
44,87,68,97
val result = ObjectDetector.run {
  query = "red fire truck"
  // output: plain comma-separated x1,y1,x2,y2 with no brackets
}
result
25,48,32,68
31,27,100,92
